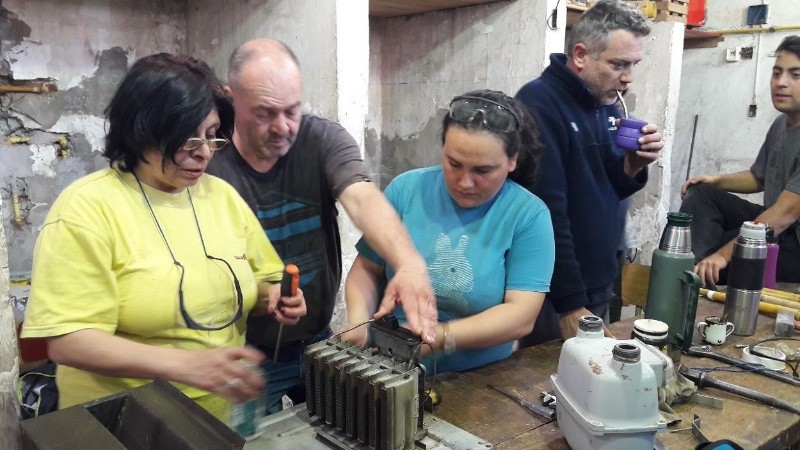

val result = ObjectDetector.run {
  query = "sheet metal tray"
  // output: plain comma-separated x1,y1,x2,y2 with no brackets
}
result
243,403,492,450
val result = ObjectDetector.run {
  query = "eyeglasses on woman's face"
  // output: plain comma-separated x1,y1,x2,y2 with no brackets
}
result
182,137,230,152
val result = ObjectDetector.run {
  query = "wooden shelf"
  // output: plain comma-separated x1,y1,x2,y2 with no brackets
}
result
684,29,724,49
369,0,511,17
567,3,590,29
567,1,724,49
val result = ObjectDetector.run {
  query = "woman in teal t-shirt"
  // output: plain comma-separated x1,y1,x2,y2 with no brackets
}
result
344,90,555,373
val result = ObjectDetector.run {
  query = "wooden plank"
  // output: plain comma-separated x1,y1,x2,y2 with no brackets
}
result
655,11,687,23
684,28,724,49
655,1,689,15
369,0,510,17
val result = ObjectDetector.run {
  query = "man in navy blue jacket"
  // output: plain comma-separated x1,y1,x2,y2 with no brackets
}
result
516,0,664,345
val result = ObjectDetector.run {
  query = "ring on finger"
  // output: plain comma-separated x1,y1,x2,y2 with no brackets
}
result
224,378,241,390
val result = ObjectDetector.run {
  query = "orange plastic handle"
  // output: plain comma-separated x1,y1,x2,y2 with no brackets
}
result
281,264,299,297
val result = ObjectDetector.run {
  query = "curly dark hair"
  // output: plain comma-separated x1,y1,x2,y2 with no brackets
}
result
103,53,233,171
441,89,542,191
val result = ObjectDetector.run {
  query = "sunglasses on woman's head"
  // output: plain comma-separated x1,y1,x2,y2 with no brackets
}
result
448,96,519,133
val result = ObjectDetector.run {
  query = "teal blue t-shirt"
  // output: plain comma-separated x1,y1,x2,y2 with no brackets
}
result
357,166,555,373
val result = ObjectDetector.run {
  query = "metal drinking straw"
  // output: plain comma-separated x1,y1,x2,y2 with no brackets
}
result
616,90,629,118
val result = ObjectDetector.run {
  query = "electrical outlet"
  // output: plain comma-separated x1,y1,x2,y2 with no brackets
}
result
726,47,741,62
741,46,754,59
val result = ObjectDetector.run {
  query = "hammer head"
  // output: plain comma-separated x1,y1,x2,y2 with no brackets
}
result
677,365,704,385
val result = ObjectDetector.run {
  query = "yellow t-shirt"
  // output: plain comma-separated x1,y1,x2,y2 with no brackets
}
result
22,167,284,420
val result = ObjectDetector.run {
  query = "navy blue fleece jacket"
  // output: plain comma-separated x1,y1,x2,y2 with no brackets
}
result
515,53,647,314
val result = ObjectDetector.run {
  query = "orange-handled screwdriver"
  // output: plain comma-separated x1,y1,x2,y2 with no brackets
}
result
274,264,299,363
280,264,299,297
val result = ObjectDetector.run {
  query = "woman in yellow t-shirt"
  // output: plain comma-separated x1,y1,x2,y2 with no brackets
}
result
21,53,307,421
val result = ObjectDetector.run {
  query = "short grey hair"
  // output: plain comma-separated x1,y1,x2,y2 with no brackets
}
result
567,0,651,58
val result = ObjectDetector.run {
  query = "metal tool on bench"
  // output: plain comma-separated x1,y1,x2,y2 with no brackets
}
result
669,414,710,444
487,384,555,420
684,344,800,387
679,365,800,415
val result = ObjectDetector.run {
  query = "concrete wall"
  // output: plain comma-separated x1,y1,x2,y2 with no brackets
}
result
628,22,685,263
0,199,19,449
334,0,370,331
186,0,341,121
368,0,564,187
1,0,186,275
671,0,800,211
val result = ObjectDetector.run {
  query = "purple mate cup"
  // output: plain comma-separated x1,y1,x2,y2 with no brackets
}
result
616,118,648,152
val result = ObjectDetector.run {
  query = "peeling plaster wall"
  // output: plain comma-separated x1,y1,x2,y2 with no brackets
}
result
672,0,800,212
627,23,684,264
1,0,187,274
186,0,339,120
0,199,20,450
370,0,564,186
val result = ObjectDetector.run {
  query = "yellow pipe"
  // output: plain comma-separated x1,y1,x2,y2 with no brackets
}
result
700,288,726,302
763,287,800,303
700,288,800,320
759,294,800,311
715,26,800,35
0,84,51,94
6,137,30,144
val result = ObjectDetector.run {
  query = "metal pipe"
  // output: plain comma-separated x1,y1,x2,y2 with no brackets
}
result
686,114,699,181
680,365,800,414
684,345,800,387
0,84,54,94
715,26,800,35
11,194,24,227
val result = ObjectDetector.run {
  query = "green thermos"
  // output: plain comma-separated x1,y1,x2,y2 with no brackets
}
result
644,212,700,351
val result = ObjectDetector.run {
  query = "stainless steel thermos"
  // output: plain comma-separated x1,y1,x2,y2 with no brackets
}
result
724,221,768,336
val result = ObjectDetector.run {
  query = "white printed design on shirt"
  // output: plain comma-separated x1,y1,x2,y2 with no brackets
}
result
429,234,473,321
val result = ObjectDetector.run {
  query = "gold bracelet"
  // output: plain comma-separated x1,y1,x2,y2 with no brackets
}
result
442,322,456,355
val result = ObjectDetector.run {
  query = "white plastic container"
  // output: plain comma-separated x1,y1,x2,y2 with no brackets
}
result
552,316,667,450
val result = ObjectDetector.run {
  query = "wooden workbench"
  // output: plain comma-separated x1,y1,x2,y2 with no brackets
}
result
430,299,800,449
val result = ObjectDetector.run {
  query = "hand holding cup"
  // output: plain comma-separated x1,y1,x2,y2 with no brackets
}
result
616,118,649,152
